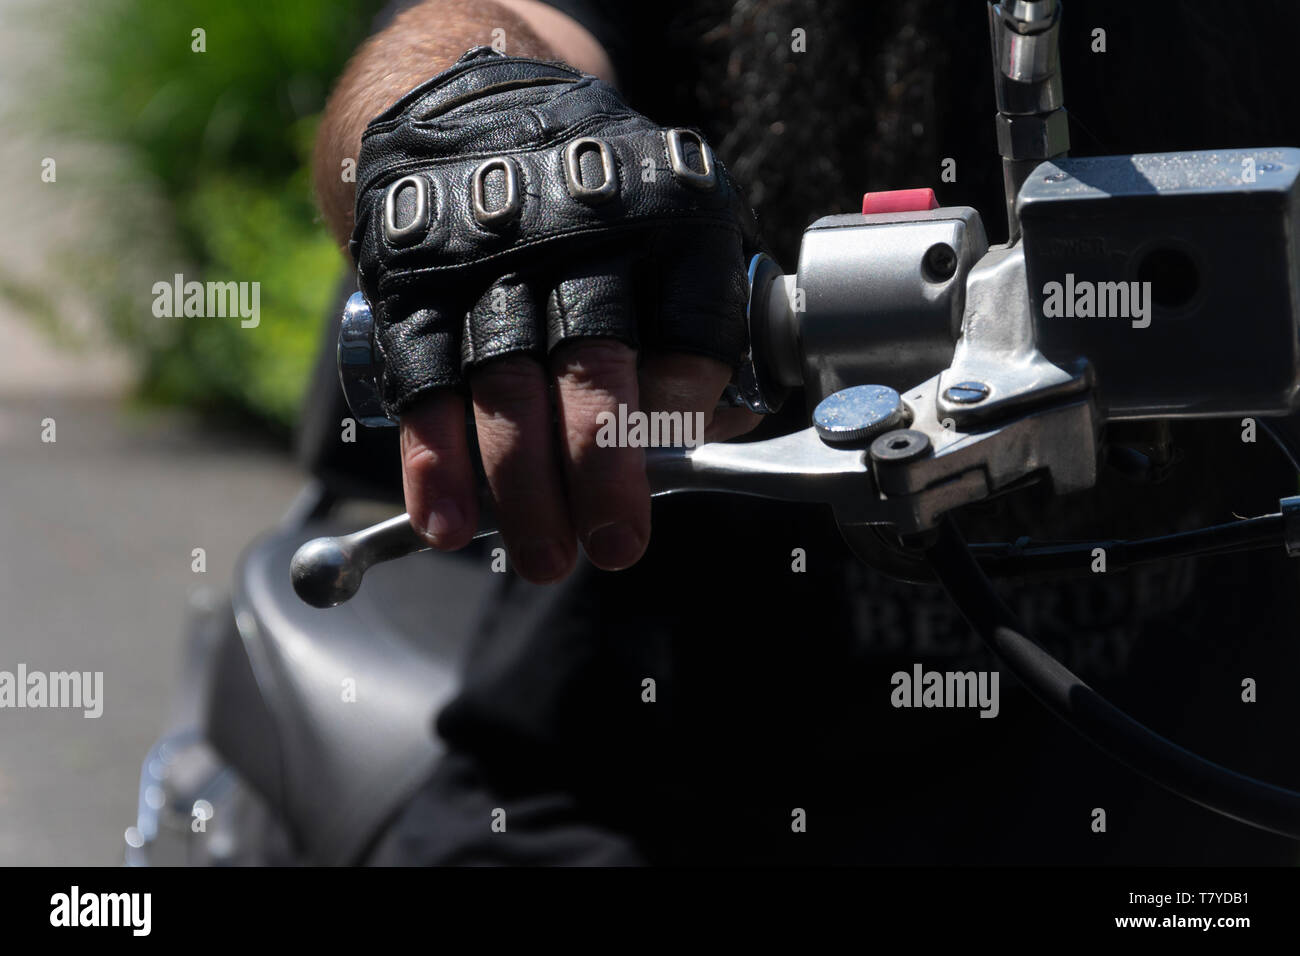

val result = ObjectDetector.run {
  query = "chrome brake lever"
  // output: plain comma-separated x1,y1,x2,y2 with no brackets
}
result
290,426,874,608
293,361,1099,609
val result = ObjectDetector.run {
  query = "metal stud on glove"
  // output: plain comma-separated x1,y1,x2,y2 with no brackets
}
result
350,46,760,420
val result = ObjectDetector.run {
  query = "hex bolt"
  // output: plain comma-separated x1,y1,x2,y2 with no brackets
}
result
870,428,932,464
942,381,991,404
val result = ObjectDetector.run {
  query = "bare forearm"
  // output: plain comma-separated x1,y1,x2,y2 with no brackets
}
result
314,0,613,247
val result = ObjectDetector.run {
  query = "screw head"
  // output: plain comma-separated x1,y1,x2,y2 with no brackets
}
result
870,428,932,464
922,243,958,282
942,381,990,404
813,385,909,444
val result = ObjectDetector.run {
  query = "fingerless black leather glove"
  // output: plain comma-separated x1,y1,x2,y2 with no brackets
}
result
351,46,758,418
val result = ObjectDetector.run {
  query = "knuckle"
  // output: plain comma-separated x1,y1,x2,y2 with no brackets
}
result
401,440,450,477
554,339,636,394
400,424,462,479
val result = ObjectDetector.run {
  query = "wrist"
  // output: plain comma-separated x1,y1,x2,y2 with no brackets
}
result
314,0,558,248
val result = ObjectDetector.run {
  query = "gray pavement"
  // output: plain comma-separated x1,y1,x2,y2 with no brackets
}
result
0,393,302,865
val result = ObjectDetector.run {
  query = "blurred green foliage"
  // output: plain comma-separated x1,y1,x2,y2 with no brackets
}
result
46,0,386,431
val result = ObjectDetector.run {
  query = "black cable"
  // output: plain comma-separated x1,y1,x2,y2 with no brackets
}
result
927,517,1300,840
864,514,1284,585
970,512,1283,576
955,418,1300,578
1261,418,1300,476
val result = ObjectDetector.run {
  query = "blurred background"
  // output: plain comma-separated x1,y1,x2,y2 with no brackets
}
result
0,0,382,863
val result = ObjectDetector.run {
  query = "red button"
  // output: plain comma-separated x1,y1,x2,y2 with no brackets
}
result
861,188,939,215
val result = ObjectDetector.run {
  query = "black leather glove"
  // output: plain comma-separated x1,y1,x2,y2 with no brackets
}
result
351,46,758,418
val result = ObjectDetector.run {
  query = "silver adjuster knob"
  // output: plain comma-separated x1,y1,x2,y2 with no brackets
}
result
814,385,911,445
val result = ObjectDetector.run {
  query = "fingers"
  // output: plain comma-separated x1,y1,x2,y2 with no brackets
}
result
705,405,764,443
470,355,577,583
400,391,479,552
467,345,749,578
551,339,650,570
637,351,761,443
405,244,756,581
461,273,576,583
547,260,651,571
637,352,730,413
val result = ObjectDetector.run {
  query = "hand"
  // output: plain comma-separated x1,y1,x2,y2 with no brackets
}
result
352,47,762,581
